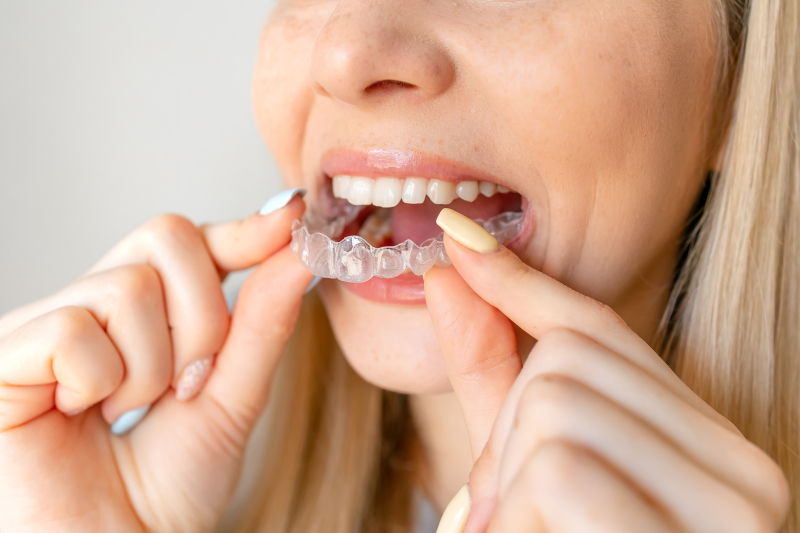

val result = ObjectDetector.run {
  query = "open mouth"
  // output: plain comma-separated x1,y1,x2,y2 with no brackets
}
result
332,175,523,247
292,149,530,305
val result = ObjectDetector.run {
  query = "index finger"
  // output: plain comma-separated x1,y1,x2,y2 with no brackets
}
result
436,208,731,430
78,192,307,389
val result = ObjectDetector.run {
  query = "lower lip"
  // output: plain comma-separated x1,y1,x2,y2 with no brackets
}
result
343,273,427,305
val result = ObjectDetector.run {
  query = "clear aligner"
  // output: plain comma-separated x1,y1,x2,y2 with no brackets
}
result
291,202,523,282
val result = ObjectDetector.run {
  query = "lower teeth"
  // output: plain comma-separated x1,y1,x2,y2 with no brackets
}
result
291,201,523,283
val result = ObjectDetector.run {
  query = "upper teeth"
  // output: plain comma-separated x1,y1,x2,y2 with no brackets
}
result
332,175,512,207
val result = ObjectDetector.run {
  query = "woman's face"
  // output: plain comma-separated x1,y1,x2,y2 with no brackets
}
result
254,0,720,393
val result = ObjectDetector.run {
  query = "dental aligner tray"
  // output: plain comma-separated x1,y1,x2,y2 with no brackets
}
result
290,196,523,283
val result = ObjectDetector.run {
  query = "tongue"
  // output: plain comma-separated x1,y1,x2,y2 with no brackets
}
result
391,193,522,245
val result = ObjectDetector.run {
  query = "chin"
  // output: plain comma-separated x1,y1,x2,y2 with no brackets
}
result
318,280,453,394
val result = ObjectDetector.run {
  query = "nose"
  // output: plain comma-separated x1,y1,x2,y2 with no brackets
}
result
311,1,456,105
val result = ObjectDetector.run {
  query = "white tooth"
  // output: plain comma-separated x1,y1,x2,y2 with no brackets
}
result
347,176,374,205
497,185,510,194
332,175,352,199
372,177,402,208
456,181,479,202
428,179,457,205
402,177,427,204
479,181,497,197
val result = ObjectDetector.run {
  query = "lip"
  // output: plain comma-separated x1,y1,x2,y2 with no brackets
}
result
320,147,513,185
319,147,535,306
343,273,427,305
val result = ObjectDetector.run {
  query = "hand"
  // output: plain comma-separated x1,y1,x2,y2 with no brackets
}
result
424,212,790,533
0,193,313,532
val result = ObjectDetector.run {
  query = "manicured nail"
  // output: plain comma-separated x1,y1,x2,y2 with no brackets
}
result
175,358,213,401
436,484,471,533
304,276,321,294
111,405,151,436
259,187,307,215
436,209,498,254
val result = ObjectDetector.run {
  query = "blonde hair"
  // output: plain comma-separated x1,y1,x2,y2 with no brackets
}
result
664,0,800,530
235,293,417,532
238,0,800,530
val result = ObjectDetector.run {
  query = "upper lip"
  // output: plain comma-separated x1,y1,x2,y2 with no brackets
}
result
320,147,511,186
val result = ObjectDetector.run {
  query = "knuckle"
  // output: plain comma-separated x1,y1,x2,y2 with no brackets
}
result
515,375,573,434
263,318,293,344
48,306,98,341
526,328,599,375
143,213,199,247
533,328,587,355
111,264,163,303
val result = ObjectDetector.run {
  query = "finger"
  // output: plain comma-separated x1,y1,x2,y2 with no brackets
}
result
499,375,775,533
0,195,308,393
499,330,789,520
0,265,173,423
200,190,306,274
424,266,522,459
489,442,673,533
436,209,733,431
200,246,314,433
0,215,225,391
96,194,306,384
0,306,124,431
86,214,229,389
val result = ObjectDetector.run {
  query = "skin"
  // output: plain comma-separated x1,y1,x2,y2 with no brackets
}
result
0,0,790,532
254,0,717,392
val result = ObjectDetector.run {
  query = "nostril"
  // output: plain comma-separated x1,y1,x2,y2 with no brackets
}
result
365,80,417,93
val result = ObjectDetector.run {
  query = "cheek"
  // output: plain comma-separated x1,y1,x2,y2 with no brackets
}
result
253,8,327,189
318,281,452,394
464,1,715,301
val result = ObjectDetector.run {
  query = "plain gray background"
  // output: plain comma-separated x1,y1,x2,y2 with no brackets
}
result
0,0,283,315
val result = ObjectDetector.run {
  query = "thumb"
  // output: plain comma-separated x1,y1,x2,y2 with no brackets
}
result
201,247,314,432
423,265,522,460
424,266,521,532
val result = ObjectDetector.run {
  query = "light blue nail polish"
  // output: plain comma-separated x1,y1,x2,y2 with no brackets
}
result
259,187,307,216
110,405,151,436
304,276,321,294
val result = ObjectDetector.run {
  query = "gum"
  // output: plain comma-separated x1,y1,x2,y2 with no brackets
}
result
291,203,523,282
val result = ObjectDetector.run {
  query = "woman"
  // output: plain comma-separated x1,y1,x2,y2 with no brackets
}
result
0,0,797,531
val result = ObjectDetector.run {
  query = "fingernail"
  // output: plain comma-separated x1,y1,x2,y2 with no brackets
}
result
175,358,214,401
111,405,151,436
65,406,88,417
436,484,471,533
436,209,498,254
259,187,307,215
304,276,321,294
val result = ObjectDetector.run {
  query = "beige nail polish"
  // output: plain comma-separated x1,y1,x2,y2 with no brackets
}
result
175,358,213,401
436,484,471,533
436,209,498,254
